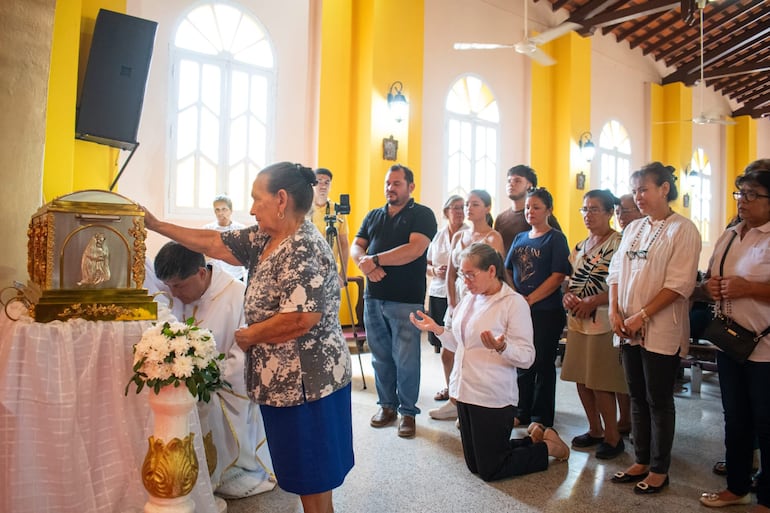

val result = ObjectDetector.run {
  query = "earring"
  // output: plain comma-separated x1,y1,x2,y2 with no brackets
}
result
277,210,285,220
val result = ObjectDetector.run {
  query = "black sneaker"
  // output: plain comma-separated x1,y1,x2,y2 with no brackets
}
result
596,439,626,460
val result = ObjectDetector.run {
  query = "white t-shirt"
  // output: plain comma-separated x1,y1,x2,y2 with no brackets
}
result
203,220,248,281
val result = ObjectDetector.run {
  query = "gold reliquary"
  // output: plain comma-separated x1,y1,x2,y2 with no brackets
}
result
26,190,157,322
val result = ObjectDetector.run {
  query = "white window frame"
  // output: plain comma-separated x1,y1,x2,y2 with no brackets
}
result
444,75,500,207
595,119,632,197
167,2,275,218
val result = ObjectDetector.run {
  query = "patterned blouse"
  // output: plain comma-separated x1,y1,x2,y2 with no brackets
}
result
221,220,352,407
566,231,622,335
568,231,622,299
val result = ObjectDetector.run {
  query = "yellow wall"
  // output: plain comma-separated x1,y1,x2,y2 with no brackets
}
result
43,0,125,202
317,0,424,323
318,0,424,243
531,32,591,246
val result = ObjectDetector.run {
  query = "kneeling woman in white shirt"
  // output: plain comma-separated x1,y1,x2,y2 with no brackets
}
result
410,242,570,481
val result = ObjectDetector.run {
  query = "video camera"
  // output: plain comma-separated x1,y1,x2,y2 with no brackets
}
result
333,194,350,215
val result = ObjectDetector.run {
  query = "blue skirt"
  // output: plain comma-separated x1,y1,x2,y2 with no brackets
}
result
260,384,354,495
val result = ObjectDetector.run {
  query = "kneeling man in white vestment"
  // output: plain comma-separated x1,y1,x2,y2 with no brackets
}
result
153,242,275,499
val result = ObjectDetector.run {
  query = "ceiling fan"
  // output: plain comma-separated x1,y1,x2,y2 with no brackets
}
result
658,2,736,126
453,0,579,66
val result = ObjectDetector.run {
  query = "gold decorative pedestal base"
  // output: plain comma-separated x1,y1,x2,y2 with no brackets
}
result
31,289,158,322
143,386,200,513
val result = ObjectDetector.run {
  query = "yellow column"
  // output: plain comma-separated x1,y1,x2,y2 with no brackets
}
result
649,82,692,213
530,32,591,246
724,116,756,223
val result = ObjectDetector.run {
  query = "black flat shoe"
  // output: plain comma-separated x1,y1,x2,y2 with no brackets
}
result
611,471,649,483
634,476,669,495
572,432,604,448
596,439,626,460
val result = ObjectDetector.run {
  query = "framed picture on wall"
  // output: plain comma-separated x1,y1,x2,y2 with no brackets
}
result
382,136,398,161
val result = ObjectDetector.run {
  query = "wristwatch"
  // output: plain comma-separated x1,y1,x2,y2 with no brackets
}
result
372,254,380,268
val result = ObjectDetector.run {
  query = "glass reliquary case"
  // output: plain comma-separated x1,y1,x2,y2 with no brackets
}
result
26,190,157,322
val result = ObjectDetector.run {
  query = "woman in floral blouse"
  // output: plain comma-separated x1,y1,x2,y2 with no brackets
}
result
143,161,353,513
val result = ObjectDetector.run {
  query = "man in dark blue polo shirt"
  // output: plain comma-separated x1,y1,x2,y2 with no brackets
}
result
352,164,437,439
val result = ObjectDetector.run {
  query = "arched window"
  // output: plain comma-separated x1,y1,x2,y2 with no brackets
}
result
688,148,712,243
445,75,499,203
596,120,632,196
169,3,275,215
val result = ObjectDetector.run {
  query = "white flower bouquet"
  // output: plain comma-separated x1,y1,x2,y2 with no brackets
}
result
125,318,229,402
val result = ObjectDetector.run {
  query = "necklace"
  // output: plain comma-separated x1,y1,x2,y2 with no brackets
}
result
625,214,671,260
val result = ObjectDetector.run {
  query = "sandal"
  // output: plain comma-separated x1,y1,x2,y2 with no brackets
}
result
712,460,727,476
434,387,449,401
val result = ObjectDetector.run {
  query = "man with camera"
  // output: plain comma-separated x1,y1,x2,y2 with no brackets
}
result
310,168,350,285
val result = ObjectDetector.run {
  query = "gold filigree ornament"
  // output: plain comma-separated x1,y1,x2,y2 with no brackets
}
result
142,434,199,498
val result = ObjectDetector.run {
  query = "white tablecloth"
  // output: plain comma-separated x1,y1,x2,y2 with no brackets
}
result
0,305,217,513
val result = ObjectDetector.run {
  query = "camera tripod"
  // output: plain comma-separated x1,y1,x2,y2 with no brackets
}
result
325,213,367,389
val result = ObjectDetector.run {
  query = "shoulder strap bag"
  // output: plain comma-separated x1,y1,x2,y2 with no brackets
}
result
701,231,770,363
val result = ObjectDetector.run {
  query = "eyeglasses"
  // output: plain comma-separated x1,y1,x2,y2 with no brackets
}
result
617,209,637,214
457,270,480,281
626,250,649,260
578,207,603,215
733,190,770,202
448,206,465,211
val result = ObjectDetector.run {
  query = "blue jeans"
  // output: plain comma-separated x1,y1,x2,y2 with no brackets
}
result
717,352,770,507
364,298,422,416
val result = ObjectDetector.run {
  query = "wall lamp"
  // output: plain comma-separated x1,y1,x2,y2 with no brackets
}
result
387,81,408,123
578,132,595,163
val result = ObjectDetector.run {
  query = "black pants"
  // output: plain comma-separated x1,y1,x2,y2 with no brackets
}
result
427,295,448,349
516,309,565,426
457,401,548,482
621,343,681,474
717,351,770,507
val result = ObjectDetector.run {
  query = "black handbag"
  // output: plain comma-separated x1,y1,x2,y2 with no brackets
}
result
702,231,770,364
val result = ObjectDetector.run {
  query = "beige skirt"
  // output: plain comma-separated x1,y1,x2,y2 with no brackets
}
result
560,330,628,394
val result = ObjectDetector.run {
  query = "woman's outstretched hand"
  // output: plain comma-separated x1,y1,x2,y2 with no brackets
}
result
409,310,441,335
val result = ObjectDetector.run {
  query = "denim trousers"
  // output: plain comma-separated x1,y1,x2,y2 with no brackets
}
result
457,401,548,481
364,298,423,416
621,343,681,474
717,351,770,507
516,309,565,427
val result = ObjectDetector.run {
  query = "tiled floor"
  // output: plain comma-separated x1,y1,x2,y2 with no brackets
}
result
225,339,741,513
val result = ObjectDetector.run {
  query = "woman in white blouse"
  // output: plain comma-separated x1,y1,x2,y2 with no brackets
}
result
699,160,770,512
410,243,569,481
607,162,701,495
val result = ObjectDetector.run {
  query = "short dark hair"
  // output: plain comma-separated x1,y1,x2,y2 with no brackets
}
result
315,168,333,180
527,187,554,210
389,164,414,184
154,241,206,281
736,159,770,192
630,162,678,202
260,162,317,215
584,189,617,212
507,165,538,188
213,195,233,210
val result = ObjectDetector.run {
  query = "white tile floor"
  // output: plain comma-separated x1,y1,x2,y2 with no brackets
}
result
226,338,738,513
